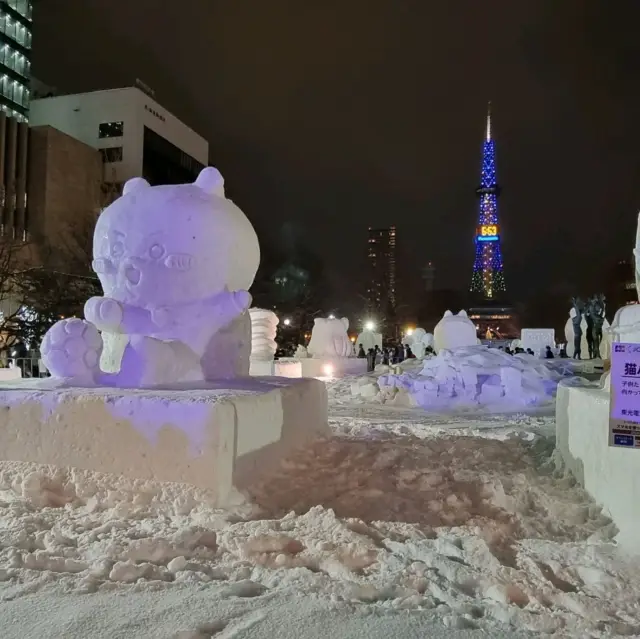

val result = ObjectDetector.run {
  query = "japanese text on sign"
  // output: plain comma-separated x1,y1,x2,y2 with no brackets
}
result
609,343,640,449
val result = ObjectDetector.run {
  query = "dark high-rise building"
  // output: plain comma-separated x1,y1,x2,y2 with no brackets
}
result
366,226,397,322
421,261,435,292
0,0,32,122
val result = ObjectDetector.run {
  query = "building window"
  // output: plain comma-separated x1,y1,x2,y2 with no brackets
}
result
100,147,123,163
98,121,124,139
141,126,204,186
0,43,31,78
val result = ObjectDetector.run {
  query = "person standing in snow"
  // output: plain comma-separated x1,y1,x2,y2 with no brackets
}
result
366,348,376,372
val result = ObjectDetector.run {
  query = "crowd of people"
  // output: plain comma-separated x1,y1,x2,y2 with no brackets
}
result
357,343,436,372
500,344,568,359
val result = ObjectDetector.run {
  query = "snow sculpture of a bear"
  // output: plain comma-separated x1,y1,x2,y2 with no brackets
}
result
307,317,352,358
433,310,478,354
40,167,260,387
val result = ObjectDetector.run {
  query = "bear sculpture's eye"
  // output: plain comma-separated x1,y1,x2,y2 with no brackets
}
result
111,241,124,258
148,243,165,260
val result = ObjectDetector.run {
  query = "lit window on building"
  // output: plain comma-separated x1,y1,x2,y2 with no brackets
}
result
0,9,32,49
99,121,124,139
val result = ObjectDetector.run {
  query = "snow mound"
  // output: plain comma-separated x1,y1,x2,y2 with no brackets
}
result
376,345,574,410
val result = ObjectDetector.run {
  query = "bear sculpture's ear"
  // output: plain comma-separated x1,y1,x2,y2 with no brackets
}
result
458,310,468,317
122,177,150,196
195,167,225,197
443,310,453,318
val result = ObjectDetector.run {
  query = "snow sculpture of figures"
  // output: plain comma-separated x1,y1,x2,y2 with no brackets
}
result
584,300,595,359
570,299,583,359
566,306,612,360
433,310,478,354
40,167,260,387
356,328,382,354
590,294,606,359
307,317,352,358
249,308,278,360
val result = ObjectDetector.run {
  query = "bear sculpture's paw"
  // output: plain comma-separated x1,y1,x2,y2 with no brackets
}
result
84,296,124,333
41,318,103,380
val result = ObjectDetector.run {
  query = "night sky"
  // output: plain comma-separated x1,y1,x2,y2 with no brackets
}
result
33,0,640,316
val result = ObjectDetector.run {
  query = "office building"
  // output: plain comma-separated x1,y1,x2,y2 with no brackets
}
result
0,0,32,122
366,226,397,320
29,86,208,187
27,125,102,250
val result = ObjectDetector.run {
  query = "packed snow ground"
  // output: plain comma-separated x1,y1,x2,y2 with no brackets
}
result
1,382,639,637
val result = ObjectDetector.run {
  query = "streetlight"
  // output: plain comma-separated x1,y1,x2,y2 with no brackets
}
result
406,327,414,336
328,314,335,320
365,321,375,331
283,318,291,326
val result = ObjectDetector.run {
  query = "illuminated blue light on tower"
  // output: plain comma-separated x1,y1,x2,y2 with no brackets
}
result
470,102,506,299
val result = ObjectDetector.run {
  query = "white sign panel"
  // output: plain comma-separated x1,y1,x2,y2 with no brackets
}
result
520,328,555,356
609,342,640,449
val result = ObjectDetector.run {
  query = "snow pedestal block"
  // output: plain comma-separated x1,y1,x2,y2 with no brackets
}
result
556,383,640,554
249,359,275,376
274,359,303,378
0,377,329,505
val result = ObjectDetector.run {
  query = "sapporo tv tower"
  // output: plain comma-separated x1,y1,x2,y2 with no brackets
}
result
470,102,506,298
468,103,517,338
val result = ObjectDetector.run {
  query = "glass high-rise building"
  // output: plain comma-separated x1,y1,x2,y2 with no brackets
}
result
0,0,31,121
366,226,397,318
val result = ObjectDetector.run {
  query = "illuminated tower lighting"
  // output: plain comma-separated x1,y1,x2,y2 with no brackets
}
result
470,102,506,299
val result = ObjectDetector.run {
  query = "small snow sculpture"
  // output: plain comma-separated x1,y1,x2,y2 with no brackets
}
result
433,310,478,354
564,310,576,358
41,167,260,386
294,344,308,358
404,328,434,358
249,308,278,360
307,317,352,358
356,328,382,353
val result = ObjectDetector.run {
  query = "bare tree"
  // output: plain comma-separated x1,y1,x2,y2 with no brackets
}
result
8,175,120,349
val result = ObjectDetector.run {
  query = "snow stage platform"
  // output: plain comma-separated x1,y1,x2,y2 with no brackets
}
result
0,377,328,506
556,382,640,554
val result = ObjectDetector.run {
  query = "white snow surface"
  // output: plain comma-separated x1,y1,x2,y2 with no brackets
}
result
373,346,580,411
1,381,639,637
